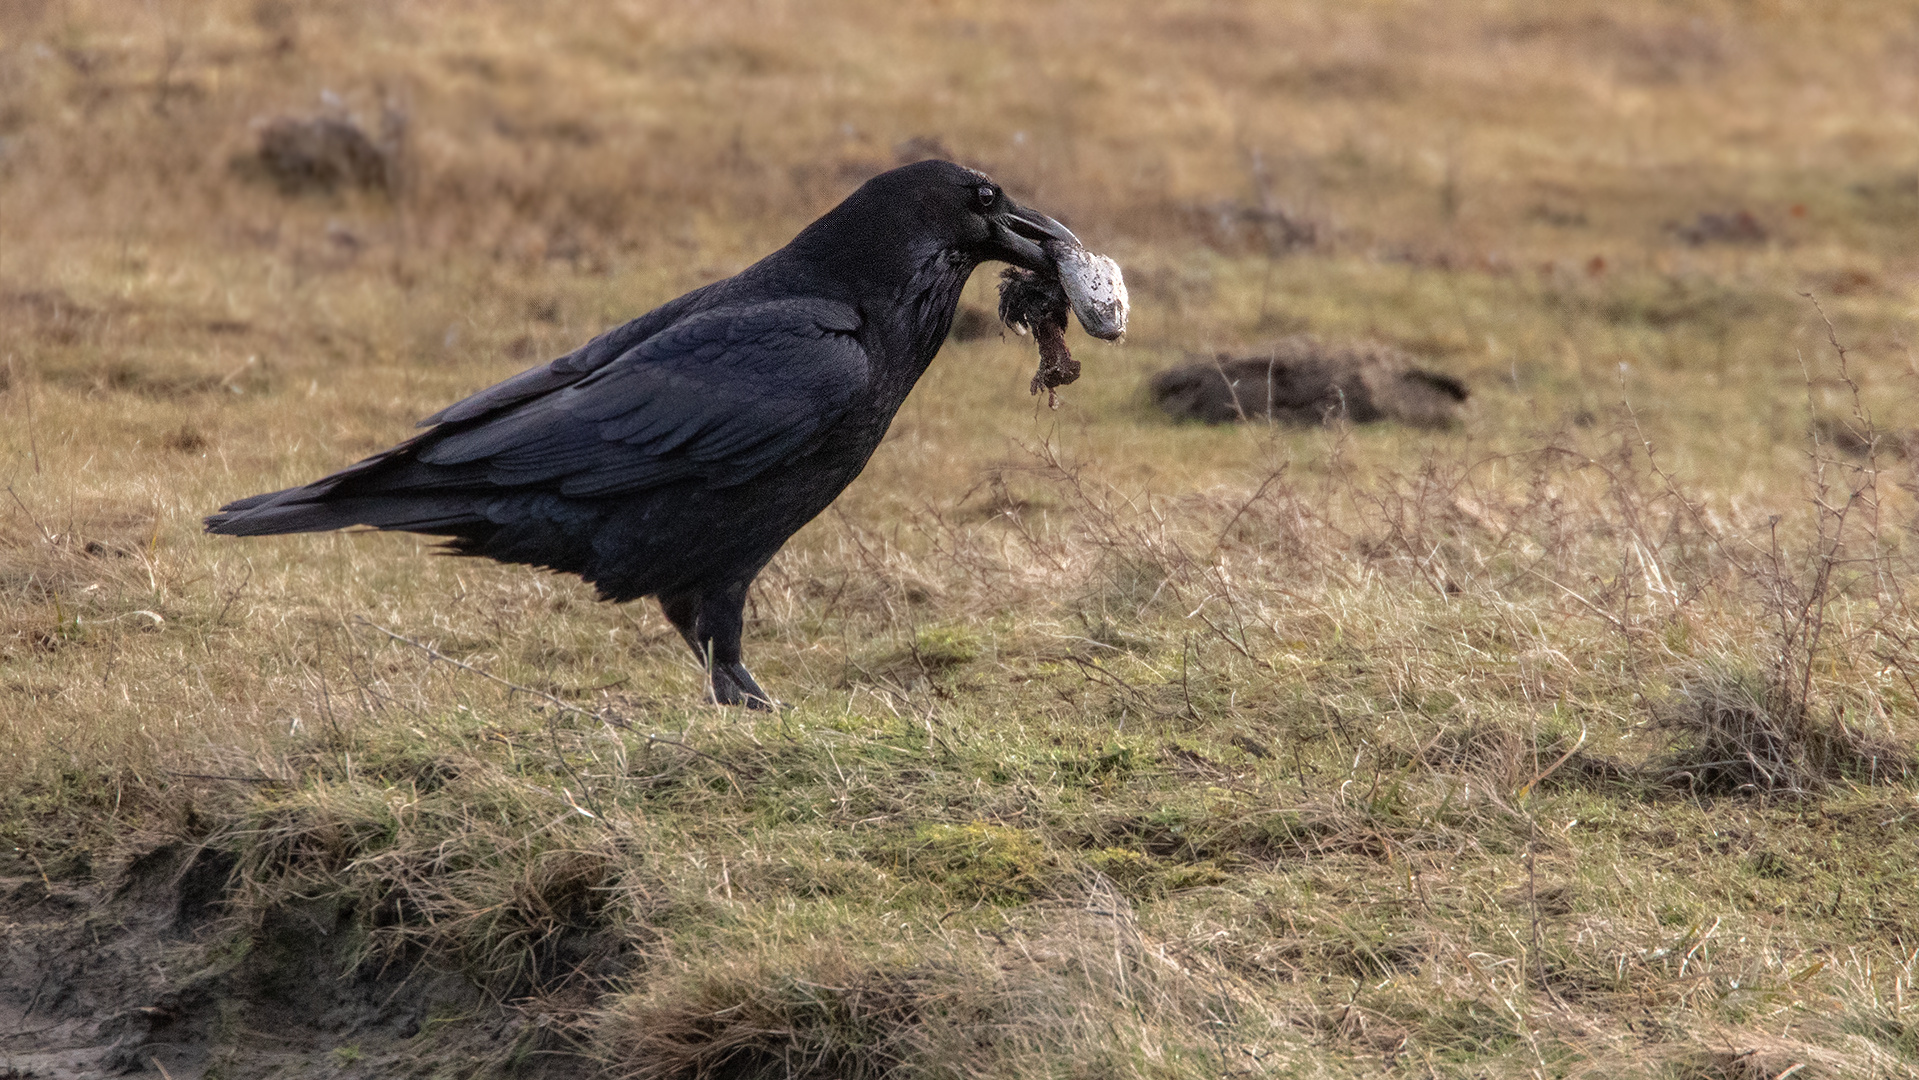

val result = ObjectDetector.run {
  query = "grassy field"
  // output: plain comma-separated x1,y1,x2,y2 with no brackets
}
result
4,1,1919,1076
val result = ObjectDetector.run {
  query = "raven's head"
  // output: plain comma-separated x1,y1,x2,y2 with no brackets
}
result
909,160,1079,273
913,160,1081,274
802,159,1080,278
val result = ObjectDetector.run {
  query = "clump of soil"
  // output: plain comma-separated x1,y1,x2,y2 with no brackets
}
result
1150,336,1469,427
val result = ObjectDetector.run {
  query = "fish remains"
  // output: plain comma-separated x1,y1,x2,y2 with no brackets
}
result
997,238,1128,408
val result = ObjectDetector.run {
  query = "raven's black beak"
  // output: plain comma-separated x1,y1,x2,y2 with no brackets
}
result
992,201,1081,273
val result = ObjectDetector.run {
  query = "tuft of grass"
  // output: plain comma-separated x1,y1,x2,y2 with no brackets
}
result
906,625,982,670
892,821,1051,903
1657,665,1913,795
595,881,1278,1080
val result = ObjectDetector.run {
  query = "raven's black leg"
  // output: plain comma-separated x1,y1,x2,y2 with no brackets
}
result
658,591,702,654
698,582,776,709
659,584,775,709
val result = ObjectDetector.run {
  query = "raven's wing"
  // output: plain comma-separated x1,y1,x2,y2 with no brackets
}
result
416,297,869,495
206,297,868,533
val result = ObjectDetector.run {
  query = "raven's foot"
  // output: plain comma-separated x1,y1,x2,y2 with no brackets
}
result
711,662,780,711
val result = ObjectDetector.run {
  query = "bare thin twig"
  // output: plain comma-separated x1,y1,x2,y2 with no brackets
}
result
166,772,281,784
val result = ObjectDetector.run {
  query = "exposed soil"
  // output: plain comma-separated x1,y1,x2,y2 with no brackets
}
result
1150,336,1470,427
251,114,396,196
0,847,581,1079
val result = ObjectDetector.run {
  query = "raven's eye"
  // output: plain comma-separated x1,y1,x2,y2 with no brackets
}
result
976,185,997,210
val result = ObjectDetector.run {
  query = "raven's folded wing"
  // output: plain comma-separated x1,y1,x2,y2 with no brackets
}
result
418,298,869,494
207,297,868,533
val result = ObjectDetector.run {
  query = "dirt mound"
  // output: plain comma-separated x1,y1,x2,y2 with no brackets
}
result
1667,208,1768,246
0,845,573,1079
1811,415,1916,460
252,114,398,195
1149,336,1469,427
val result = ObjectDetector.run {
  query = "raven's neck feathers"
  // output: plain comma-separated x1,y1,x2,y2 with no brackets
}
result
739,178,979,388
776,181,938,292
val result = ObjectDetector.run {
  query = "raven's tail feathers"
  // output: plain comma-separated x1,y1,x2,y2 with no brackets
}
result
204,448,619,594
204,487,490,537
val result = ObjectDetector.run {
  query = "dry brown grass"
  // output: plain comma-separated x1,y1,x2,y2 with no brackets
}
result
6,1,1919,1077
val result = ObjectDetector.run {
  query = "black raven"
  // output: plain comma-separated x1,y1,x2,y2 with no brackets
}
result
207,160,1081,709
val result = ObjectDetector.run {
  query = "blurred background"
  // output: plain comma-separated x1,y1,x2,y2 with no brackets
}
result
6,0,1917,497
6,0,1918,479
5,1,1914,353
